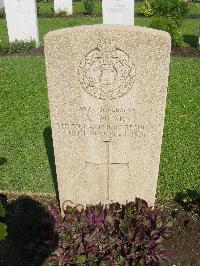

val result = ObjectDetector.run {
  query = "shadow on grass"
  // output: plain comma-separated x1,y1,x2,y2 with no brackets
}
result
0,195,58,266
0,157,7,166
43,127,60,205
175,189,200,215
183,34,198,48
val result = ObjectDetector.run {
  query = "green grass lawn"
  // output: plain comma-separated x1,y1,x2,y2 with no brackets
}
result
0,56,52,193
0,17,199,49
188,2,200,16
38,1,143,15
38,1,200,17
0,56,199,198
157,57,200,198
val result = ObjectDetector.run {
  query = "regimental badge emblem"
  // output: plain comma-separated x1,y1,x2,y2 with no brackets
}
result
78,39,136,100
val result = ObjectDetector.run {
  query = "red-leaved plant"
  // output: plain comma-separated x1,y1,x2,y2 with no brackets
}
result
46,198,172,265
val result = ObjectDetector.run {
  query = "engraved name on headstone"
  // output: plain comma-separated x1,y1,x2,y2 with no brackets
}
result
4,0,39,45
102,0,135,25
45,25,171,213
54,0,73,15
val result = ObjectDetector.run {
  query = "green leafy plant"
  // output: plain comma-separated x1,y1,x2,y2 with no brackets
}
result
138,0,154,17
0,201,7,241
151,17,184,46
83,0,95,15
9,40,36,53
149,0,189,46
150,0,189,22
45,198,173,265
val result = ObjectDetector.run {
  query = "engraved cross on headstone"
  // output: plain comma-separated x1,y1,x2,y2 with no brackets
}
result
85,140,129,200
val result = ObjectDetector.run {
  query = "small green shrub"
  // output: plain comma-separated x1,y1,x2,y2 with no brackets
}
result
9,40,36,52
0,40,36,53
150,0,189,23
138,0,154,17
151,17,184,46
0,201,7,241
83,0,95,15
150,0,189,46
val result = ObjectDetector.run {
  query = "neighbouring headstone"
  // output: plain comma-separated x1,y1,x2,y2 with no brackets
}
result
54,0,73,15
0,0,4,9
45,25,171,213
102,0,134,25
4,0,39,45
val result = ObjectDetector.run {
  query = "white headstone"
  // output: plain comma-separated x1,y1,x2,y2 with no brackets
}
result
54,0,73,15
4,0,39,46
0,0,4,9
45,25,171,213
102,0,134,25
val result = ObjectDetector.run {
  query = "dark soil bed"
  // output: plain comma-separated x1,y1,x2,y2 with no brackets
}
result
0,46,45,57
158,196,200,266
0,46,200,58
171,47,200,57
1,14,199,20
38,13,102,19
0,192,200,266
0,14,101,20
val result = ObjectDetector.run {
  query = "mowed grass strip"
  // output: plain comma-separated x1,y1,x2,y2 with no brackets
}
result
0,56,199,197
38,1,200,17
157,57,200,198
0,56,53,192
38,1,143,16
0,17,199,48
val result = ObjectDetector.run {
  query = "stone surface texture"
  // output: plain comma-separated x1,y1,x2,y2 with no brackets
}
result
102,0,134,25
45,25,171,212
54,0,72,14
4,0,39,45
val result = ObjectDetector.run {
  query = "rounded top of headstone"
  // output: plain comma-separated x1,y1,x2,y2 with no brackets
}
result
44,25,171,43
